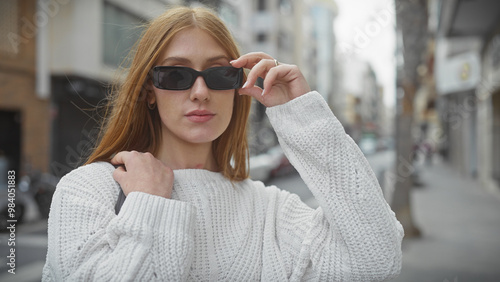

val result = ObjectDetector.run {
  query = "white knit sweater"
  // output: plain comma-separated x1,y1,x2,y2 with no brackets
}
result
43,91,403,281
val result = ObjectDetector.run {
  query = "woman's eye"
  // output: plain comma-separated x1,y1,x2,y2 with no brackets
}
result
209,62,230,68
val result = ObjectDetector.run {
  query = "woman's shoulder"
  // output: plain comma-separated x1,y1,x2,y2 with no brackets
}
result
57,161,118,197
60,161,115,182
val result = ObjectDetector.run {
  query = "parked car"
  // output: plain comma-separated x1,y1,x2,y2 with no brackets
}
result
249,145,290,182
358,136,378,155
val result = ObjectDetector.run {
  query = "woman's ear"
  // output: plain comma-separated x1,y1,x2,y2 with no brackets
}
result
144,80,156,105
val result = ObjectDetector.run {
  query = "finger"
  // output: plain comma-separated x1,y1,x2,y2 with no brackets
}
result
261,65,286,96
230,52,274,69
243,59,278,90
238,85,264,100
230,52,272,68
110,151,131,165
112,165,126,183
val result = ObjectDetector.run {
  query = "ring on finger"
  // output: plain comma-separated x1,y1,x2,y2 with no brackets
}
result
274,59,279,67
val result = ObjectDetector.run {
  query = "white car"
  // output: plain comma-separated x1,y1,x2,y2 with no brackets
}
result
358,137,377,155
249,146,285,182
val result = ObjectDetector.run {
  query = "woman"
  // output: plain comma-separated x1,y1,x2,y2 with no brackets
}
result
43,6,403,281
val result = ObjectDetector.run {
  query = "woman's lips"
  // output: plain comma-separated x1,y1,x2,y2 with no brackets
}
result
185,110,215,123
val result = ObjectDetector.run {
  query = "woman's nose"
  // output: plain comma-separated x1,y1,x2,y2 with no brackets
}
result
189,76,210,101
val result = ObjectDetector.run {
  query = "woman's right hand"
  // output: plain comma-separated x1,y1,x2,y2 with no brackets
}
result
111,151,174,198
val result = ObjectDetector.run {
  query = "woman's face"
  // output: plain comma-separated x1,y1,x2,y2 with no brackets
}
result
150,27,235,146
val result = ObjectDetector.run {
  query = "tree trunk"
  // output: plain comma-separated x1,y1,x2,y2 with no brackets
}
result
391,81,421,237
393,0,428,238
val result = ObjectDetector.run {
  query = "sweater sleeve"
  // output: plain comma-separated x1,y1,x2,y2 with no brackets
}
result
266,91,404,281
42,162,196,281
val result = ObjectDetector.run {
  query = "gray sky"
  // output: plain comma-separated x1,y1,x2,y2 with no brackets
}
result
334,0,396,107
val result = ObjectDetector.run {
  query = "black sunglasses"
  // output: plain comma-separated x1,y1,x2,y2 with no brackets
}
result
151,66,244,91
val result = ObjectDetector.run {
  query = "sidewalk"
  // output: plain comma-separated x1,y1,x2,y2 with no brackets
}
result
392,160,500,282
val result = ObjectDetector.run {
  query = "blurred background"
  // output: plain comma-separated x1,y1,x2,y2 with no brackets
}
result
1,0,500,281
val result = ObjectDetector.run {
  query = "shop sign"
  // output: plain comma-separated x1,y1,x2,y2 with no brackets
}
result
436,51,481,95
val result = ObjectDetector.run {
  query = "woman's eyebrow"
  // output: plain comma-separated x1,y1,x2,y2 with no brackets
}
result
160,55,230,65
206,55,230,63
160,57,191,65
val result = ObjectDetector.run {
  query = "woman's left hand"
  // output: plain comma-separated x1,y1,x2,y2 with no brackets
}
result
230,52,310,107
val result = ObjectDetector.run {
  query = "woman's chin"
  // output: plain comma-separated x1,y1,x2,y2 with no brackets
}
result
181,133,221,145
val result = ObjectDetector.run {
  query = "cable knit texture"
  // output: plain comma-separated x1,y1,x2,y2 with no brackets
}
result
42,91,403,281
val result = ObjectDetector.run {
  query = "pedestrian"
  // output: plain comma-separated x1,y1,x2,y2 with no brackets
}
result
43,6,403,281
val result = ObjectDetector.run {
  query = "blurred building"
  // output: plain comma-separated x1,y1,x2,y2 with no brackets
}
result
224,0,298,155
214,0,339,155
431,0,500,191
0,0,50,174
295,0,338,102
49,0,186,176
0,0,339,176
0,0,182,176
338,58,386,142
360,67,385,136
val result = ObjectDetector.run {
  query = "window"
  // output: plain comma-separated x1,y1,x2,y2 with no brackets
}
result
257,0,266,11
278,31,291,51
0,0,19,55
279,0,293,14
256,33,267,42
219,2,239,31
102,2,144,67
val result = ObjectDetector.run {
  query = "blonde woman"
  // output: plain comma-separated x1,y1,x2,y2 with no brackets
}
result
43,6,403,281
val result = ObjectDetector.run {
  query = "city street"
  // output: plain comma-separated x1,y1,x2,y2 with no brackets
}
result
392,158,500,282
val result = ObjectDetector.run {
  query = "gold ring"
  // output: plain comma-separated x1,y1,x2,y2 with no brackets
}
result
274,59,279,67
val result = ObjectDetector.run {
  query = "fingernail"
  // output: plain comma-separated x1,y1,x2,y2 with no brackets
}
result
261,89,266,96
242,81,248,88
230,60,236,65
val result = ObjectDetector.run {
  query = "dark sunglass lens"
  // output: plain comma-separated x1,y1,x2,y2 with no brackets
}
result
206,67,241,89
157,68,192,90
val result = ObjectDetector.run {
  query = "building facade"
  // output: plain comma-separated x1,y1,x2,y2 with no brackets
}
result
337,58,386,142
47,0,182,176
432,0,500,191
1,0,339,177
215,0,338,155
0,0,182,176
0,0,51,174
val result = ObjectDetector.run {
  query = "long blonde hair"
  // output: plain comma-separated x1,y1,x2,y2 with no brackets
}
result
86,6,251,181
